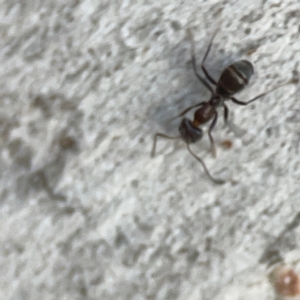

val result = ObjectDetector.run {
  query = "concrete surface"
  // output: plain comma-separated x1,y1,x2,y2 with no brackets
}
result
1,0,300,299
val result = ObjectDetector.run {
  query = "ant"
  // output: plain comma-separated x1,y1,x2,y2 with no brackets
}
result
151,26,290,184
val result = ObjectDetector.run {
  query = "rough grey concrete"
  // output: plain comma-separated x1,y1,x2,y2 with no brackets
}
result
1,0,300,299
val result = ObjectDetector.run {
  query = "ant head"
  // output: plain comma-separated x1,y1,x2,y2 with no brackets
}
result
211,94,223,107
179,118,203,144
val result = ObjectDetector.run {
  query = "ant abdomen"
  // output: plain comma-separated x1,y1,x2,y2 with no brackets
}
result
179,118,203,144
217,60,254,96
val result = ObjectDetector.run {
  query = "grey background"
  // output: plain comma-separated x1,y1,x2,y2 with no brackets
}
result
1,0,300,299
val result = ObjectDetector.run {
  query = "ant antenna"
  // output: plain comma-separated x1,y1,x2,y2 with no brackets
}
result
151,133,180,157
151,132,225,184
186,144,225,185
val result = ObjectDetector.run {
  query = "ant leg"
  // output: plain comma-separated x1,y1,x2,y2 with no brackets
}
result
231,81,292,105
151,133,180,157
201,25,221,86
186,143,225,184
223,103,246,137
208,112,218,158
170,102,205,120
223,103,229,125
231,94,265,106
187,28,214,93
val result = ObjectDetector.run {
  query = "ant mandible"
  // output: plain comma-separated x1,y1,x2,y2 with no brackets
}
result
151,26,289,184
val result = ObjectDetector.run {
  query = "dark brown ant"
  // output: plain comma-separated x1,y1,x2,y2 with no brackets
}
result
151,26,290,184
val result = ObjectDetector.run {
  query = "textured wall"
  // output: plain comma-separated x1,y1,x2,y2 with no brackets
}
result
1,0,300,299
